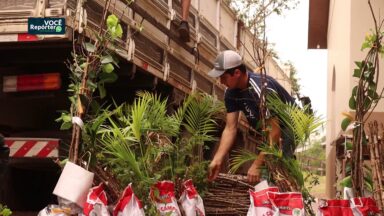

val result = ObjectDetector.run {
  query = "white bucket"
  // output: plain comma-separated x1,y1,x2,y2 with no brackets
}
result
53,161,94,208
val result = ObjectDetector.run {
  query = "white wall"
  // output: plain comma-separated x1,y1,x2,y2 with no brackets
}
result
326,0,384,198
326,0,352,198
350,0,384,112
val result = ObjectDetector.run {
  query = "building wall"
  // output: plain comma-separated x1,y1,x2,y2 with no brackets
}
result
350,0,384,111
326,0,384,198
326,0,352,198
266,58,292,93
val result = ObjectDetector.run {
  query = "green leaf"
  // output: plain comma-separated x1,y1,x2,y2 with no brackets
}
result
1,208,12,216
369,82,377,91
361,41,371,51
340,175,352,187
99,72,118,83
349,96,356,110
84,42,96,53
368,89,379,100
355,61,363,69
87,79,97,89
56,113,72,123
80,62,87,69
62,114,72,123
60,121,72,130
364,97,371,109
266,92,323,147
102,63,114,73
101,55,114,64
229,149,258,174
107,14,118,28
352,86,358,96
353,68,361,78
115,24,123,38
98,83,106,99
69,96,76,105
341,117,352,131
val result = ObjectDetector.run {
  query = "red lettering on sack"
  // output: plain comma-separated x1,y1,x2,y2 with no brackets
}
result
160,205,177,211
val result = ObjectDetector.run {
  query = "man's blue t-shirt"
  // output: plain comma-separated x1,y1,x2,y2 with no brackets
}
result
224,71,295,156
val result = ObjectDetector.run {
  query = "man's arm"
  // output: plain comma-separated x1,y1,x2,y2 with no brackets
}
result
247,152,265,183
208,111,239,181
247,117,282,183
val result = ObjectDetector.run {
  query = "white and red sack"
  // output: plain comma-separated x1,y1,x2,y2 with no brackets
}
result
247,187,279,216
318,198,380,216
113,183,145,216
83,183,110,216
268,192,305,216
179,179,205,216
318,199,354,216
350,197,380,216
150,181,181,216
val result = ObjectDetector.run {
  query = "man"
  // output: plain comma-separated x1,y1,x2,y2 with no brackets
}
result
178,0,191,42
207,50,295,183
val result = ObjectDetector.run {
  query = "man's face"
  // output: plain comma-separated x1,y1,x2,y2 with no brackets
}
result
219,70,239,89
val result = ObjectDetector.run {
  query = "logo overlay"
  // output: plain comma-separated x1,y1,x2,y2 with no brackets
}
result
28,18,65,35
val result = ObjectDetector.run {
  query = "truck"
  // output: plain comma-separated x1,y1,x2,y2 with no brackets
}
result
0,0,293,213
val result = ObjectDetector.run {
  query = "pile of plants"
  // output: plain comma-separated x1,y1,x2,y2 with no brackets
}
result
80,91,224,213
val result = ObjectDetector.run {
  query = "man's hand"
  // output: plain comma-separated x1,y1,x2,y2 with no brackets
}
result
247,160,262,184
208,159,222,182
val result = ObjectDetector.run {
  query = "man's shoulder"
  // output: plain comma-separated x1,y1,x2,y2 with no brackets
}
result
248,71,271,83
248,71,275,81
224,88,237,98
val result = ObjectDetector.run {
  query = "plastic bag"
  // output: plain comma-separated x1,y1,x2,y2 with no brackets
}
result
113,183,145,216
268,192,305,216
83,183,110,216
318,199,354,216
179,179,205,216
350,197,380,216
150,181,181,216
247,187,279,216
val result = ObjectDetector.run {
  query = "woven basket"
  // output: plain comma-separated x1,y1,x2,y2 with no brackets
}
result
204,173,252,216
